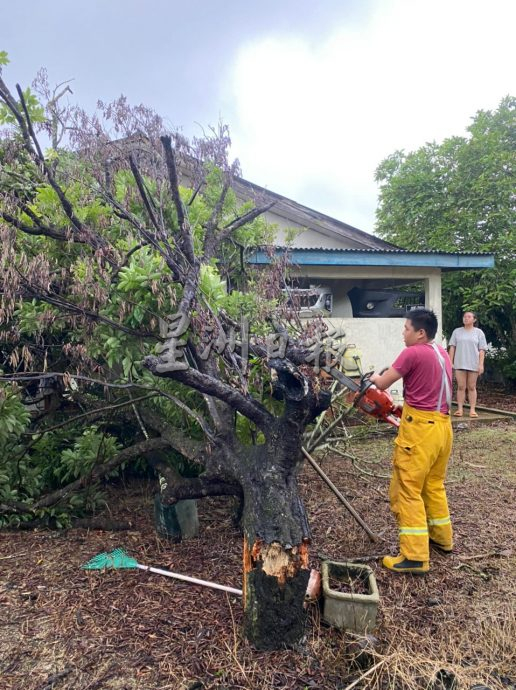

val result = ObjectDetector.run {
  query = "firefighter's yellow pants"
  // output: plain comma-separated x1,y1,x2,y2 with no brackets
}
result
389,403,453,562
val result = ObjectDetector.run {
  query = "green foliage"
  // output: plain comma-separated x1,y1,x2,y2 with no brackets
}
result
0,416,121,528
196,263,279,332
117,254,163,294
198,264,227,305
15,301,61,336
0,386,30,451
375,96,516,355
0,388,42,518
0,86,45,125
221,289,263,321
56,425,121,483
0,389,122,528
235,412,265,445
498,348,516,388
147,379,206,439
485,345,516,390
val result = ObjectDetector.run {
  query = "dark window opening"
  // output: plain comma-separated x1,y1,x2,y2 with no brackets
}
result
348,286,424,318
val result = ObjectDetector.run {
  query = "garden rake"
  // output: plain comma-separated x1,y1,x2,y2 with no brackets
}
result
81,547,242,596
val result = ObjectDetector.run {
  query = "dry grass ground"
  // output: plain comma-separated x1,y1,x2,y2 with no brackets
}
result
1,421,515,690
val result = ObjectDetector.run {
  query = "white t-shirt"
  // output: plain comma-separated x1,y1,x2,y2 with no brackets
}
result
448,327,487,371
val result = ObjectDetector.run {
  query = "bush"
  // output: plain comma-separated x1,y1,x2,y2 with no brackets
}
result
0,386,122,527
485,347,516,391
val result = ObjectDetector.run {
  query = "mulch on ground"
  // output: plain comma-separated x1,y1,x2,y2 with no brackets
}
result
1,421,515,690
474,382,516,412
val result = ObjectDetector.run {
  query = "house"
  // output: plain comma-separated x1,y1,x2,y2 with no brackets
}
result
235,177,495,384
114,136,494,383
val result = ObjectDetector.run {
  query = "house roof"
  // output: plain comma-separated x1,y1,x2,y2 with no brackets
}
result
249,247,495,271
112,137,495,267
232,177,397,251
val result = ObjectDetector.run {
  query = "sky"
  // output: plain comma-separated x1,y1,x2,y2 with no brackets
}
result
2,0,515,234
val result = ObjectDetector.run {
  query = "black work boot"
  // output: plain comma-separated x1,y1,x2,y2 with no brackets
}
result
429,539,453,555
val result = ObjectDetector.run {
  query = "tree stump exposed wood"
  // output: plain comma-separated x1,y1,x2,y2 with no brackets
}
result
243,539,310,649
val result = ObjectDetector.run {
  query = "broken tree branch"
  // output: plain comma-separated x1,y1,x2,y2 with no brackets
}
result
160,135,195,265
0,437,172,517
302,447,379,542
217,201,276,246
145,358,272,429
128,154,163,235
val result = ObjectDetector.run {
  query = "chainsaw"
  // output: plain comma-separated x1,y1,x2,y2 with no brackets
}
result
322,366,402,428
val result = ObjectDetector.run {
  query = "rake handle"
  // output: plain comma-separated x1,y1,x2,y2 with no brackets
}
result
136,564,243,596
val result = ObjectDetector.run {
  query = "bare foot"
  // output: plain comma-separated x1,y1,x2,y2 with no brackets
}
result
453,410,463,417
469,411,479,418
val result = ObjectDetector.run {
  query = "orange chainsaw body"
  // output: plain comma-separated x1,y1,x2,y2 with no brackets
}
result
322,366,402,427
354,385,402,427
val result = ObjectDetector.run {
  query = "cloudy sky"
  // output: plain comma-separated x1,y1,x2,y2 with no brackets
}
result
2,0,515,233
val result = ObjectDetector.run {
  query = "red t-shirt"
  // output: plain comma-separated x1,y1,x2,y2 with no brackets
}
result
392,343,452,414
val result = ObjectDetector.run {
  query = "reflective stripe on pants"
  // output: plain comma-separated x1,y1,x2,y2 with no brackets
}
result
389,403,453,561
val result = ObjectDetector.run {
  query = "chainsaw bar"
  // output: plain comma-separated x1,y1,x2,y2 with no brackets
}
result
322,365,361,392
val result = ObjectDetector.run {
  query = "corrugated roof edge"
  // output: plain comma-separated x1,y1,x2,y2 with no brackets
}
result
266,247,494,255
249,247,495,270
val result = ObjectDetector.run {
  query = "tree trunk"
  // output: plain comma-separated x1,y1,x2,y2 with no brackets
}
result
147,361,331,650
238,440,311,649
154,437,312,649
243,538,310,650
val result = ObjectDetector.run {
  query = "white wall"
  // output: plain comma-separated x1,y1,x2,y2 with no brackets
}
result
263,213,353,249
327,317,403,372
324,317,447,404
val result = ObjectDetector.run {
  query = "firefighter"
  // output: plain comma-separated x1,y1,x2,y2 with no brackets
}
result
370,308,453,574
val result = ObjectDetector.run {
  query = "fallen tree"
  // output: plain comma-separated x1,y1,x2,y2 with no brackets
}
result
0,58,343,648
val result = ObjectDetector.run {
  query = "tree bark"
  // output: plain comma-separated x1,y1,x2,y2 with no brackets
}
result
243,538,310,650
146,360,331,649
154,433,316,649
237,439,312,649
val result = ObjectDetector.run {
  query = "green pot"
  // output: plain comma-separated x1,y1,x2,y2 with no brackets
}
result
321,560,379,633
154,495,199,542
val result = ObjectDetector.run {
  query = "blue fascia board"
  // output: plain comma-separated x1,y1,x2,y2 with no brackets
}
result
249,249,495,270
